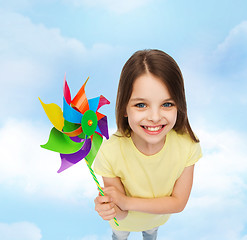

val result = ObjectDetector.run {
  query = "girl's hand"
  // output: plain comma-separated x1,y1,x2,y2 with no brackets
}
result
103,186,128,211
94,193,117,221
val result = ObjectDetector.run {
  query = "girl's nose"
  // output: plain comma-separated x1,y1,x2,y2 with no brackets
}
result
147,108,161,123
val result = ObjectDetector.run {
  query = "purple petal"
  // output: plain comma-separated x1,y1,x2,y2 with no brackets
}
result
70,136,85,143
97,116,109,139
57,138,92,173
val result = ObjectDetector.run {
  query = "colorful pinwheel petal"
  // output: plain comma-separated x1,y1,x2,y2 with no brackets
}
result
39,74,110,173
39,74,119,227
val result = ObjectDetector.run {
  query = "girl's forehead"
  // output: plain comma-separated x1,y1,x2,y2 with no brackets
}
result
131,73,171,99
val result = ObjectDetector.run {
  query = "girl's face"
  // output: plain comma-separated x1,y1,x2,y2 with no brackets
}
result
126,73,177,155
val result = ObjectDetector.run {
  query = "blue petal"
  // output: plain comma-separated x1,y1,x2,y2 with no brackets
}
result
88,97,100,112
63,97,83,124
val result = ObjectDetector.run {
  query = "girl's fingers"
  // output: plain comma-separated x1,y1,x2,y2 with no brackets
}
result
95,201,115,212
102,213,117,221
94,190,117,221
95,195,112,204
98,207,116,221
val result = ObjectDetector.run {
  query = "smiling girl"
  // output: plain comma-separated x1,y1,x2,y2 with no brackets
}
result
93,49,202,240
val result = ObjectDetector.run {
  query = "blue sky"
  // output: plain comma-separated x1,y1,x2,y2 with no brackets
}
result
0,0,247,239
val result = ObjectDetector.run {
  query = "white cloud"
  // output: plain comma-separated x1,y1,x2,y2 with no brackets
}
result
179,21,247,132
65,0,152,14
0,0,31,11
79,235,101,240
217,21,247,53
158,128,247,239
79,232,113,240
0,10,86,86
0,9,123,120
0,222,42,240
0,9,85,119
0,9,122,202
212,21,247,78
1,118,247,239
181,20,247,76
193,128,247,207
79,230,142,240
0,0,152,13
0,118,103,204
0,8,123,83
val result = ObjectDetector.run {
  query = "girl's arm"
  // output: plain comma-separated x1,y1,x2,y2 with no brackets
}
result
94,176,128,221
103,165,195,214
104,176,129,220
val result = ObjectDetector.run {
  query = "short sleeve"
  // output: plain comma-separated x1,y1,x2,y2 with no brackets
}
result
186,142,202,167
93,149,116,178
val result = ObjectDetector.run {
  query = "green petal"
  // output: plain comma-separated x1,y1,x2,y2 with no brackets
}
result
41,127,84,154
85,133,103,168
63,120,85,139
63,120,80,132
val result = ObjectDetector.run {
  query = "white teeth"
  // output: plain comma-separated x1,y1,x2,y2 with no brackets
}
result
143,126,162,132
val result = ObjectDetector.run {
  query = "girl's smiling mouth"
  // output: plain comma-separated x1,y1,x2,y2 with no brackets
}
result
141,125,165,133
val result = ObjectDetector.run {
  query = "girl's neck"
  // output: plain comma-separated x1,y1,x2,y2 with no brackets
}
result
130,133,166,156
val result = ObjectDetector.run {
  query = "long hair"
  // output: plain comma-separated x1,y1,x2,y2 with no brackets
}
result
115,49,199,142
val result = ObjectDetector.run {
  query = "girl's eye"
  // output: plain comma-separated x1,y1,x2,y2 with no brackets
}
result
162,102,174,107
135,103,146,108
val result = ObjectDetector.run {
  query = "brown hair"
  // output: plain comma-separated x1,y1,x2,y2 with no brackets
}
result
115,49,199,142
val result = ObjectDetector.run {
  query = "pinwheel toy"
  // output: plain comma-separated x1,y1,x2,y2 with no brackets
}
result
39,74,119,226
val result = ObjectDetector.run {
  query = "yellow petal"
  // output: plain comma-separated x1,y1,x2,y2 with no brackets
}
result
39,97,64,131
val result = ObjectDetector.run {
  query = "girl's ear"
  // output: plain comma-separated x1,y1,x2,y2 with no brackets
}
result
124,113,128,117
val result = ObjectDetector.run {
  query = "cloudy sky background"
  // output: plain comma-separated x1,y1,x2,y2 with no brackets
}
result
0,0,246,239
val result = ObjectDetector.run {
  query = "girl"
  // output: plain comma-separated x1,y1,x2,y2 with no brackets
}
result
93,49,202,240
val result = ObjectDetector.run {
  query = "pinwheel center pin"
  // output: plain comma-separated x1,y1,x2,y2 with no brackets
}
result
88,120,93,126
81,110,98,136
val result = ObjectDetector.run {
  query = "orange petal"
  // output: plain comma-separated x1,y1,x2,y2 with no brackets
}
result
63,126,83,137
96,112,105,121
71,77,89,113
